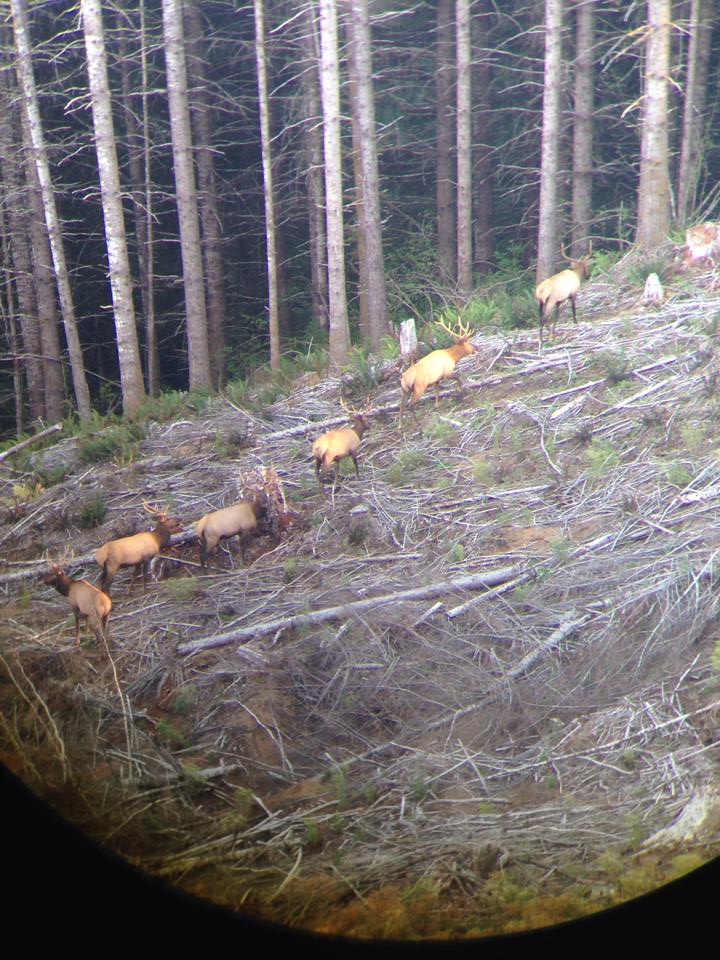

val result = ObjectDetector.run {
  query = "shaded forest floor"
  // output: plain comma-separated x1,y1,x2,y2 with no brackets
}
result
2,257,720,940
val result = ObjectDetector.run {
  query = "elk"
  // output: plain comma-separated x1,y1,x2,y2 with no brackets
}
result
94,502,182,593
196,498,264,567
399,316,477,428
535,241,592,345
311,400,370,492
41,563,112,647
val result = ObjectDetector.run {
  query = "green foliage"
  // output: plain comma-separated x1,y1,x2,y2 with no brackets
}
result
156,719,188,748
423,414,456,443
164,577,204,601
627,254,671,286
408,771,433,803
340,345,384,401
32,464,68,489
599,348,631,384
446,542,465,564
78,495,107,529
282,557,299,582
680,423,705,453
588,248,621,275
471,455,494,484
169,685,200,716
385,448,427,485
77,419,146,464
585,438,621,476
662,461,692,488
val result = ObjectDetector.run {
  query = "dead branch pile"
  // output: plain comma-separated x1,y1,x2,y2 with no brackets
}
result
3,267,720,931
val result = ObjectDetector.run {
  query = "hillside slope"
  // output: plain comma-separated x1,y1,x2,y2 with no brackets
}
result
2,262,720,938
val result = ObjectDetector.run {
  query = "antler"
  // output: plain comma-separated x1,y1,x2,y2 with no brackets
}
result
561,238,593,263
436,315,474,342
340,397,372,418
143,500,169,520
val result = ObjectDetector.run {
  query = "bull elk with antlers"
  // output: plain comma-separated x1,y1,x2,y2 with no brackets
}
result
94,502,182,593
535,241,592,345
312,400,371,493
399,316,477,428
41,563,112,647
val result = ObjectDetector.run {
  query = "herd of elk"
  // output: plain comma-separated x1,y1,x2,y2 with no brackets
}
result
42,246,593,646
535,242,592,345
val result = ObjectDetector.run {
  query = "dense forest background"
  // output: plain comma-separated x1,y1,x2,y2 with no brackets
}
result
0,0,716,438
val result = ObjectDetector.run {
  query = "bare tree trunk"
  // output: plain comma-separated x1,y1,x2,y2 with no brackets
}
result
0,218,25,434
22,116,65,423
677,0,713,225
536,0,564,284
81,0,146,417
636,0,671,250
253,0,281,372
300,2,328,331
184,0,227,387
161,0,212,391
319,0,350,370
571,0,594,255
346,0,389,350
456,0,473,296
10,0,92,419
116,0,159,396
473,1,495,275
436,0,456,283
0,76,44,421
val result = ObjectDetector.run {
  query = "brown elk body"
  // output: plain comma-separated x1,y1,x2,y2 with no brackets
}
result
41,565,112,646
535,245,592,344
312,415,369,491
196,500,263,566
95,509,182,593
399,319,477,427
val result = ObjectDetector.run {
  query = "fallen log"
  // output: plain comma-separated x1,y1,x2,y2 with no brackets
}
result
176,562,527,656
0,422,63,464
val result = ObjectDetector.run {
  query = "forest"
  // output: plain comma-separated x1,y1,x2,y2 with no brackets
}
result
2,0,720,945
0,0,716,435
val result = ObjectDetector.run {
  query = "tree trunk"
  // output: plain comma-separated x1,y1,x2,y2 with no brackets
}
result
473,1,495,275
677,0,713,225
456,0,473,296
0,214,25,437
253,0,281,371
436,0,456,283
636,0,671,250
116,0,159,397
161,0,212,391
81,0,146,417
300,2,328,331
346,0,389,350
184,0,227,387
571,0,594,256
10,0,92,419
0,73,45,421
22,111,65,423
319,0,350,370
536,0,564,284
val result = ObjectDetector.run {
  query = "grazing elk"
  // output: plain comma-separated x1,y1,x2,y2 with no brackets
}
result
196,498,265,567
399,317,477,428
41,563,112,647
535,242,592,345
312,400,370,493
95,502,182,593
